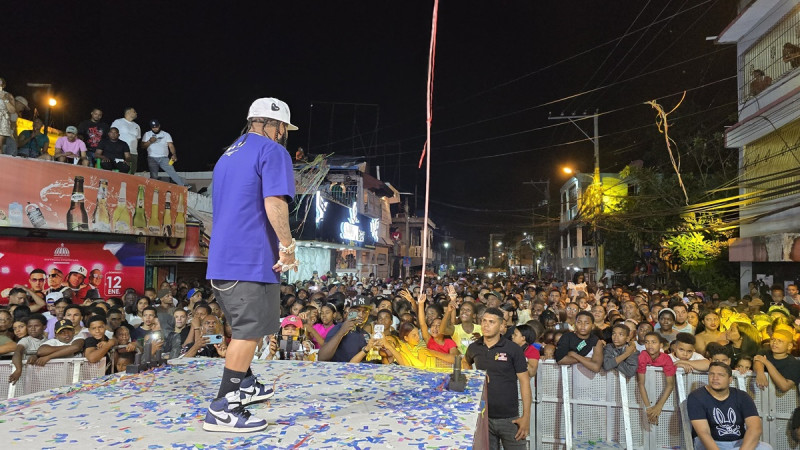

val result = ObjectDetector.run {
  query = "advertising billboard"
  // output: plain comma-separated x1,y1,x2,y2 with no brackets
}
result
0,237,145,303
314,192,378,248
0,157,187,238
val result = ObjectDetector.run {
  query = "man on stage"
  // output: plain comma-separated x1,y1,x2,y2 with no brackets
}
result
204,97,298,433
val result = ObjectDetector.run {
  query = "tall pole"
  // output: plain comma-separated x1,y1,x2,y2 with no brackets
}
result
549,109,603,281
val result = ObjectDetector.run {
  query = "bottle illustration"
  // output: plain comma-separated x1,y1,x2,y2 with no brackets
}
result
174,192,185,237
66,176,89,231
162,191,173,237
26,202,47,228
8,202,23,227
92,179,111,232
132,185,147,235
147,188,160,235
112,181,131,233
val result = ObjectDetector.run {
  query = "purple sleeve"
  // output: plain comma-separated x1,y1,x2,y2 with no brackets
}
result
260,146,295,199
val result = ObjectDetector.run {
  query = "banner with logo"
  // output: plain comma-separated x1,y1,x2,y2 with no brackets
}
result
0,157,187,238
314,192,378,248
147,219,209,262
0,237,145,301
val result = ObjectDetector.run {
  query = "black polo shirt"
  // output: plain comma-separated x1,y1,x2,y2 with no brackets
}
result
324,322,369,362
466,336,527,419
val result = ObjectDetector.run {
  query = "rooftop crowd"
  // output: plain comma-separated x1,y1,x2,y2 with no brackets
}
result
2,268,798,446
0,77,186,186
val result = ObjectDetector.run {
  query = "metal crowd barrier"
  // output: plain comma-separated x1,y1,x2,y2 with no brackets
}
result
530,361,798,449
0,357,106,399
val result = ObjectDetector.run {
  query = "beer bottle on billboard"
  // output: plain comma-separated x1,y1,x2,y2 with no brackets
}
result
66,176,89,231
147,188,160,235
174,192,185,237
92,179,111,232
132,185,147,235
112,181,131,233
162,191,173,237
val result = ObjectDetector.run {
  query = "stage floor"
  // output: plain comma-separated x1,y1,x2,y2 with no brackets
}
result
0,358,487,449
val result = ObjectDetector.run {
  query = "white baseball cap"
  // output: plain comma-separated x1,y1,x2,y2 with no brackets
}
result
68,264,87,277
247,97,298,130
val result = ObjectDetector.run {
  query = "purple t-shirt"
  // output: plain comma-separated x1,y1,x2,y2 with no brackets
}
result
55,136,87,156
206,133,295,283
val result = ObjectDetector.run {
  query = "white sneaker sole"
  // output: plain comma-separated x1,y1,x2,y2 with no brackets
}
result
203,422,268,433
241,390,274,405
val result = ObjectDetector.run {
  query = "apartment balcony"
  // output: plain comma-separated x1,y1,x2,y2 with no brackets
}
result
738,8,800,102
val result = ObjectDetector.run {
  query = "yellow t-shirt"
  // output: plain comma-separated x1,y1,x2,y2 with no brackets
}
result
453,323,482,354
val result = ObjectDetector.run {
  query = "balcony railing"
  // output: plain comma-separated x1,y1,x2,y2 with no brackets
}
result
561,246,595,259
739,7,800,101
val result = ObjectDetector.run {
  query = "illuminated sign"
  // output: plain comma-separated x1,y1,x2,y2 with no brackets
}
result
313,191,376,248
340,203,365,242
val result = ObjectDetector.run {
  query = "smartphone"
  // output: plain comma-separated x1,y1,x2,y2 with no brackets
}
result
373,324,385,339
204,334,223,345
347,311,358,321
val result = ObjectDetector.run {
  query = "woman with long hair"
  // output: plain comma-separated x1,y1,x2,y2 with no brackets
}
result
719,321,760,362
694,310,724,354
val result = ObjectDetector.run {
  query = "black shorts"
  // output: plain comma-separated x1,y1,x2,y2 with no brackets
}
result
211,280,280,340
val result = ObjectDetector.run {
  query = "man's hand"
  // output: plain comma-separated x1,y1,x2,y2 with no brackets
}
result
340,317,358,335
512,416,530,441
34,355,51,367
149,136,157,144
272,251,298,273
9,369,21,384
170,155,178,163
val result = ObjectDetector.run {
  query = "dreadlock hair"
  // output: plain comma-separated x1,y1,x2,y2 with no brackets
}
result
225,118,283,150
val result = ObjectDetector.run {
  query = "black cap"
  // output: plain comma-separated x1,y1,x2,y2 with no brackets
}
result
350,295,372,308
149,119,160,128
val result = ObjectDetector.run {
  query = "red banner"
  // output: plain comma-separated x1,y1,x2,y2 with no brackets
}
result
0,237,145,303
0,157,187,238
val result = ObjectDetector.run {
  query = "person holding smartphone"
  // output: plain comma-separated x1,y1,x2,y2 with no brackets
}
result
318,295,372,362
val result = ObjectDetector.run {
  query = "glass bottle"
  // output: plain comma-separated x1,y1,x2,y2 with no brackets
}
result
66,176,89,231
92,179,111,232
174,192,185,237
132,185,147,235
147,188,160,235
162,191,173,237
112,181,131,233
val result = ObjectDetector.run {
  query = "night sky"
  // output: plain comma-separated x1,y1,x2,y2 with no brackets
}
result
7,1,738,255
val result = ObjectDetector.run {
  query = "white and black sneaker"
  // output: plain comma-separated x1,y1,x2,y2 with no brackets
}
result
239,375,274,406
203,391,268,433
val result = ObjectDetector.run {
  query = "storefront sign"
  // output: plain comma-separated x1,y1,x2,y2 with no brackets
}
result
0,237,145,301
0,157,187,238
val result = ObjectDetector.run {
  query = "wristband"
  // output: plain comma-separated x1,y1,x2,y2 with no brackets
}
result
279,238,296,254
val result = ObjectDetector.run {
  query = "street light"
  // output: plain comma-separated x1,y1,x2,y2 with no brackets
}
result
563,167,574,175
48,98,57,107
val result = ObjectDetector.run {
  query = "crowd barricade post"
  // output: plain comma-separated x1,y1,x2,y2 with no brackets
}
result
0,357,106,399
533,360,799,449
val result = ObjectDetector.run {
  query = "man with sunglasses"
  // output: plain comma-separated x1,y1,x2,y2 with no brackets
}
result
46,268,65,294
142,119,186,186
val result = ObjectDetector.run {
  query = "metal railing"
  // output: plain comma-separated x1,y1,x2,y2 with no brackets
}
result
739,6,800,101
529,361,795,449
0,357,106,399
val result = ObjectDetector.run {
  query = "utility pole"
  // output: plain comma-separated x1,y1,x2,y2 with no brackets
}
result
549,109,603,280
523,179,551,276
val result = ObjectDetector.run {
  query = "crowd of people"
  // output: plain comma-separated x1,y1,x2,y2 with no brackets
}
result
3,269,799,447
0,77,186,186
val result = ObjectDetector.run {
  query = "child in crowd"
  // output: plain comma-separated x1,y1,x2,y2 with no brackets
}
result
637,332,676,424
670,332,710,374
262,315,314,361
442,301,482,355
635,322,654,352
9,314,48,383
705,342,734,367
735,355,753,375
555,311,604,372
83,315,118,365
603,323,639,377
511,324,540,377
